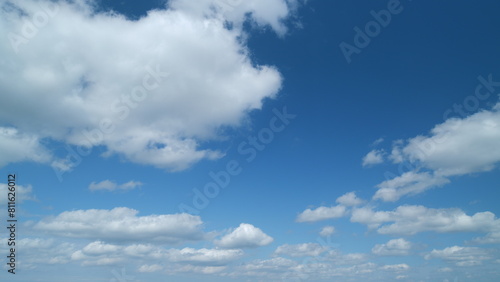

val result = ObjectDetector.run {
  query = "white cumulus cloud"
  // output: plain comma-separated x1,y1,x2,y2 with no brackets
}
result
390,103,500,177
336,192,364,206
214,223,273,249
0,0,297,171
424,246,492,267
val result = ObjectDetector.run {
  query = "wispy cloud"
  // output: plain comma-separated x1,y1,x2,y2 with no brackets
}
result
88,180,142,192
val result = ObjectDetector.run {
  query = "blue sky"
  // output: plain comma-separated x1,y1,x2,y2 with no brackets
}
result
1,0,500,281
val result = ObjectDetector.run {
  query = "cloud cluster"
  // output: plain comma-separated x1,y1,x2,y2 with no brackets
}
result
296,192,365,222
70,240,244,267
0,0,297,171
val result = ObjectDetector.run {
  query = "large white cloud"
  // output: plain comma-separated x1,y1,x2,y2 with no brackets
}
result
351,205,500,237
33,207,206,243
0,0,295,171
214,223,273,249
391,103,500,177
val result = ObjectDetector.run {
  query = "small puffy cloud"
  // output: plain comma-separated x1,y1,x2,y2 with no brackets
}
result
424,246,492,267
88,180,142,191
296,205,346,223
372,238,412,256
274,243,328,257
319,226,335,237
34,207,205,243
336,192,364,206
362,149,385,166
351,205,500,236
215,223,273,249
373,171,450,202
372,137,385,146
